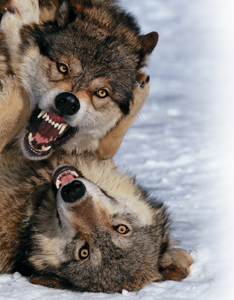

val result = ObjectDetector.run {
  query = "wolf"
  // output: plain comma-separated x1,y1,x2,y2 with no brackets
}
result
0,142,193,292
0,0,158,160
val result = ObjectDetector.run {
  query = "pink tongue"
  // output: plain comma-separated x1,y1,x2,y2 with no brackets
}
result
34,119,60,144
35,132,48,144
61,174,75,187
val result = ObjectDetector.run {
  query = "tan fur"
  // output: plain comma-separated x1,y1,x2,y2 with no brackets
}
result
0,70,150,160
0,76,30,152
95,72,150,159
0,5,151,158
0,0,158,160
0,146,193,291
0,0,193,292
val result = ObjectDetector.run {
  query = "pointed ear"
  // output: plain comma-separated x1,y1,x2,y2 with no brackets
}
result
140,32,159,54
138,32,159,67
158,248,194,281
30,274,74,290
56,0,92,27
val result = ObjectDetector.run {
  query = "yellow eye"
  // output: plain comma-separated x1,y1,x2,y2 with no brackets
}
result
57,63,69,75
79,246,89,260
115,225,129,235
95,89,109,98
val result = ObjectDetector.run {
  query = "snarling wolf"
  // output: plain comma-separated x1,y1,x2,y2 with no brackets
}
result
0,143,193,292
0,0,158,160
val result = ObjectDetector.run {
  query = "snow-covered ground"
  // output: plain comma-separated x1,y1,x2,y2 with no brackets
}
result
1,0,234,299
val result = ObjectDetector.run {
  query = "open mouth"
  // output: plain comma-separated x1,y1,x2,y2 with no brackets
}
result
53,166,83,226
53,166,82,190
24,108,77,157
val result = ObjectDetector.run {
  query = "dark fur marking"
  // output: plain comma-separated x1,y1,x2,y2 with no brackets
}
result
30,273,74,289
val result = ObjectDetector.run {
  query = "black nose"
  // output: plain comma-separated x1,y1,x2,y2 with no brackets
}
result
61,180,86,203
55,92,80,115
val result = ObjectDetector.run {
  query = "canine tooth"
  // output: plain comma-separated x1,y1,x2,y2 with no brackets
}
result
37,110,46,119
56,179,61,189
70,171,78,177
57,124,62,130
28,132,34,143
41,145,52,152
59,124,67,135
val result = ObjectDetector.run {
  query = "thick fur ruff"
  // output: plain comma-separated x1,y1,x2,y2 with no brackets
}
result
0,0,158,160
0,144,193,292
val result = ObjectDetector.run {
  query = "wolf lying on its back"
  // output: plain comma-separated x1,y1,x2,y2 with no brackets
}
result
0,0,158,160
0,142,193,292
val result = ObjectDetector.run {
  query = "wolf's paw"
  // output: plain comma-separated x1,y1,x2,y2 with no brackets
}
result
130,71,150,117
159,248,194,281
1,0,39,33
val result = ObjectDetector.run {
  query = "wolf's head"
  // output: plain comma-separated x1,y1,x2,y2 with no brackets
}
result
23,156,186,292
13,0,158,160
0,149,192,291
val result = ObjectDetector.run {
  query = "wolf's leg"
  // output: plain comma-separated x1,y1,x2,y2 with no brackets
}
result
0,75,29,152
158,248,194,281
94,72,150,160
1,0,39,71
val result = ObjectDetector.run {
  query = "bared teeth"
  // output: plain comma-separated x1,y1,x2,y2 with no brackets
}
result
37,110,47,119
59,124,67,135
31,110,70,154
28,132,34,143
41,145,52,152
56,179,61,189
70,171,78,177
55,170,79,189
37,110,68,131
28,133,52,153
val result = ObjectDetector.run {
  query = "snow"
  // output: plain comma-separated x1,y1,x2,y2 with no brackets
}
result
0,0,234,299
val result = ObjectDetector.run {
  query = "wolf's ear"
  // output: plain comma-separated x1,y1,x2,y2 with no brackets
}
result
138,32,159,67
30,274,74,290
56,0,92,26
158,248,194,281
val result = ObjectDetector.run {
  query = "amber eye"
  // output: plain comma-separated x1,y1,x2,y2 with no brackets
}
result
115,225,129,235
79,245,89,260
57,63,69,75
95,89,109,98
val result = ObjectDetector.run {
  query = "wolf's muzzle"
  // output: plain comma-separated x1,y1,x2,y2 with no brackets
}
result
55,92,80,116
61,180,86,203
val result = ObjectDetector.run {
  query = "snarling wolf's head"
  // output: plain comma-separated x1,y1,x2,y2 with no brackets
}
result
22,157,181,292
10,0,158,160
